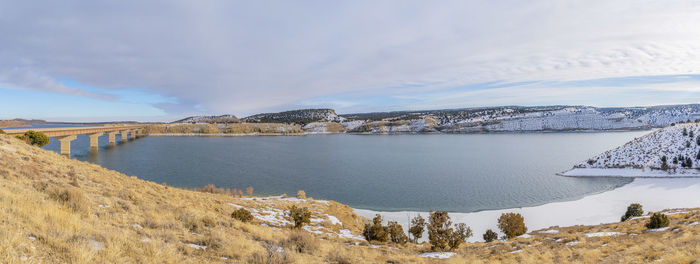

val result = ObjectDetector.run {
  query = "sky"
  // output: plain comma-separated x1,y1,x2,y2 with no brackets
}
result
1,0,700,122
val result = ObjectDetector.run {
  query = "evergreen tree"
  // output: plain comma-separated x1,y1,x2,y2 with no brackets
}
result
697,135,700,146
683,128,688,136
408,214,426,243
661,156,669,170
673,156,678,164
696,151,700,160
690,130,695,138
686,157,693,168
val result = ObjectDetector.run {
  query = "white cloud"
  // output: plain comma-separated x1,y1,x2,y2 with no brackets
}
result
1,0,700,116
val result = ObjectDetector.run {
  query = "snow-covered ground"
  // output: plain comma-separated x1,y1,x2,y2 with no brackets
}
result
355,178,700,242
568,123,700,177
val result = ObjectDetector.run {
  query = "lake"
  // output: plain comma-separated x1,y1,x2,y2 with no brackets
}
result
41,131,650,213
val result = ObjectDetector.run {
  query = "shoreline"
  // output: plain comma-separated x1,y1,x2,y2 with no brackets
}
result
560,167,700,178
354,177,700,242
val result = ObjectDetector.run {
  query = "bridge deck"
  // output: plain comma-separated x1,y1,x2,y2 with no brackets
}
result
3,125,147,137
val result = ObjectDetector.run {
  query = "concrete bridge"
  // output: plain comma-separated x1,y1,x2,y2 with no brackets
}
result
3,125,148,156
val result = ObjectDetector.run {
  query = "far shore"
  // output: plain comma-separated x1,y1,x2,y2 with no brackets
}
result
560,167,700,178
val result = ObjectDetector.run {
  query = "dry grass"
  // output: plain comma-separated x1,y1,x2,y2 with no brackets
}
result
0,134,698,263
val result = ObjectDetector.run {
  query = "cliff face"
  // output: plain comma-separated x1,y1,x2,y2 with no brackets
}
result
174,115,240,124
342,105,700,134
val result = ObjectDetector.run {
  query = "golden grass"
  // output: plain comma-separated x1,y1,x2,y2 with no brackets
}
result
0,134,698,263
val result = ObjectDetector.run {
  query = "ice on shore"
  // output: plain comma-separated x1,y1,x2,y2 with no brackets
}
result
355,178,700,242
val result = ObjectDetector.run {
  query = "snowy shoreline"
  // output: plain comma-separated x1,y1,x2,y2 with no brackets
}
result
560,168,700,178
354,178,700,242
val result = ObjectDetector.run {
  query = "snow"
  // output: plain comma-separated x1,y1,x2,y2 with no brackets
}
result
689,222,699,226
562,168,700,178
337,229,365,241
647,227,669,232
419,252,455,259
355,178,700,242
565,241,580,246
518,234,532,238
508,249,523,254
585,232,623,237
539,229,559,234
187,243,207,250
28,236,35,241
572,124,700,174
327,215,341,226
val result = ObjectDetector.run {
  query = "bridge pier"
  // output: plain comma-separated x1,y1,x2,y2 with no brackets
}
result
107,132,118,146
55,135,77,157
120,130,129,143
86,132,104,152
129,130,136,140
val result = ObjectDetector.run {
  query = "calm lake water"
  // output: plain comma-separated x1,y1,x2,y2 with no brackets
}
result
41,132,650,213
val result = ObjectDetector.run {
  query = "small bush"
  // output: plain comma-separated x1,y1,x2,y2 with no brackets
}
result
498,212,527,239
386,221,408,244
231,208,253,223
202,216,216,227
620,203,643,222
287,205,311,229
0,129,5,134
296,190,306,199
645,213,670,229
363,214,389,242
22,130,50,147
408,214,426,243
448,223,472,249
483,229,498,243
283,230,318,253
246,186,254,197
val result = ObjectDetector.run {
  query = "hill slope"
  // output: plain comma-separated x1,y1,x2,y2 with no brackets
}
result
564,122,700,177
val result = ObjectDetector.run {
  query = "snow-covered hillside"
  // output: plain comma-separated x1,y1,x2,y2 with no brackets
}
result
563,123,700,177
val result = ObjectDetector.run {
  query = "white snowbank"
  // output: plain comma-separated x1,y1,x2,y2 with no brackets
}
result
562,168,700,178
355,178,700,242
419,252,455,259
585,232,623,237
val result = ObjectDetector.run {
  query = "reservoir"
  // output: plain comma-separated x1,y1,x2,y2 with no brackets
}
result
42,131,649,213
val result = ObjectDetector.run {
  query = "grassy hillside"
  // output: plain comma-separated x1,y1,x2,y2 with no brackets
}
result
0,134,698,263
146,123,304,135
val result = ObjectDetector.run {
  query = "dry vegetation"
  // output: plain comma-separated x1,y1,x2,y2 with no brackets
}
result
0,134,698,263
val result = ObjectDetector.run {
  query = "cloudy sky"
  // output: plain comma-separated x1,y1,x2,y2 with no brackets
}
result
1,0,700,121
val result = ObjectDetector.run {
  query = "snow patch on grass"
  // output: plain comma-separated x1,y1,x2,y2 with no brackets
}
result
419,252,455,259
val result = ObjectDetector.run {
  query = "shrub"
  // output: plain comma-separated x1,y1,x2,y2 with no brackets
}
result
427,211,471,250
296,190,306,199
283,230,318,253
231,208,253,223
408,214,426,243
483,229,498,243
448,223,472,249
246,186,254,197
645,213,670,229
498,212,527,239
0,129,5,134
287,205,311,229
386,221,408,244
363,214,389,242
22,130,49,147
620,203,643,222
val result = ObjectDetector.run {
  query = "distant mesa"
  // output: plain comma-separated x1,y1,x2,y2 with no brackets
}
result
174,115,240,124
241,108,342,124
